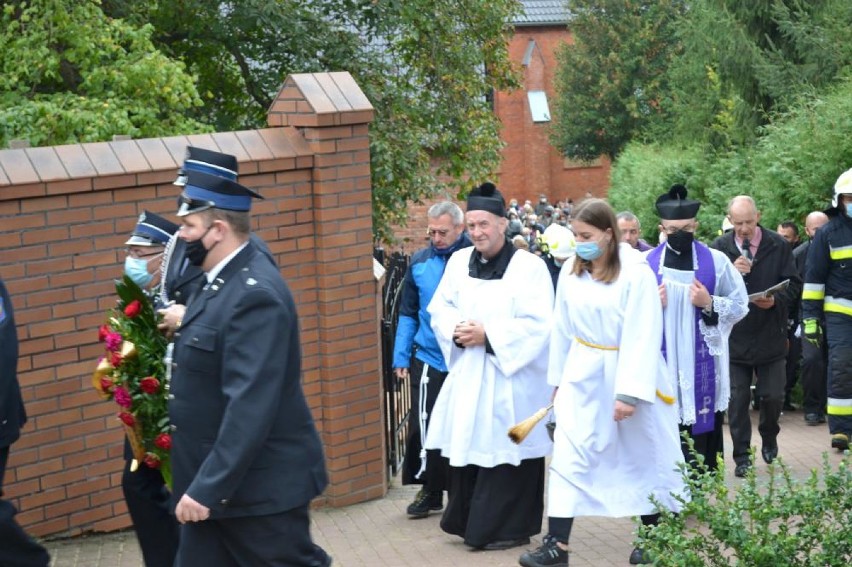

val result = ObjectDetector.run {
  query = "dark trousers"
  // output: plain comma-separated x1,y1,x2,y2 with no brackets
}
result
680,411,725,472
175,504,330,567
800,334,828,415
0,447,50,567
441,458,544,548
122,450,180,567
729,360,786,466
826,313,852,436
401,356,449,492
784,330,801,402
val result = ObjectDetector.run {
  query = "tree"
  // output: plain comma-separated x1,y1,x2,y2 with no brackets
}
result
103,0,522,243
0,0,209,147
550,0,687,161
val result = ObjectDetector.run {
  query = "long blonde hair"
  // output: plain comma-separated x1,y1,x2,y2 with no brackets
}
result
569,198,621,284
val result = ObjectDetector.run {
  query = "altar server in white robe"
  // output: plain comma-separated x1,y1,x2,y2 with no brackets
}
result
425,182,554,552
519,199,685,567
649,185,748,475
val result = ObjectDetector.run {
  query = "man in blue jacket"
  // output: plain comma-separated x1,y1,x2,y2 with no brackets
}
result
0,277,50,567
393,201,470,518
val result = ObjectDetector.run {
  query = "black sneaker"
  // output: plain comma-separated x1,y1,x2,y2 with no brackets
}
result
519,534,568,567
406,488,443,518
629,547,653,564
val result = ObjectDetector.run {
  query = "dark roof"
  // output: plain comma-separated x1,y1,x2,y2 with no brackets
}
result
514,0,570,26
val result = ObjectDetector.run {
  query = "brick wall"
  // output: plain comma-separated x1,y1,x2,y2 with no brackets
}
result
0,72,386,538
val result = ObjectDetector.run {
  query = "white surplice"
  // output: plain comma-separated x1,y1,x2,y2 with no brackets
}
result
424,247,554,468
547,244,686,518
648,244,749,425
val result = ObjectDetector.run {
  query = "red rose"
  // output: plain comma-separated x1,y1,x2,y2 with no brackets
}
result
154,433,172,451
118,412,135,427
99,377,114,392
143,453,161,469
124,300,142,318
110,351,123,367
139,376,160,395
97,324,111,342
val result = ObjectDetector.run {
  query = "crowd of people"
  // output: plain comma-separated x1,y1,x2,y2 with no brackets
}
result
393,175,852,567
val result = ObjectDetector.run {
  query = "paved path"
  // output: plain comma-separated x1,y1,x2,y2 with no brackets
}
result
44,409,843,566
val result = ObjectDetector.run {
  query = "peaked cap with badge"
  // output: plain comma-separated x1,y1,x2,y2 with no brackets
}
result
124,210,179,247
177,171,263,217
656,184,701,220
174,147,239,186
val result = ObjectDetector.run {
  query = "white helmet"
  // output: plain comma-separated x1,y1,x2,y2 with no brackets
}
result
833,168,852,208
541,223,576,260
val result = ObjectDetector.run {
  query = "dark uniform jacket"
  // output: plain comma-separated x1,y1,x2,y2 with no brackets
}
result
169,241,327,518
0,278,25,451
710,226,802,366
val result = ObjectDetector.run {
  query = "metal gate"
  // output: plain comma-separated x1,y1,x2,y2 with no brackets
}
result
377,249,411,477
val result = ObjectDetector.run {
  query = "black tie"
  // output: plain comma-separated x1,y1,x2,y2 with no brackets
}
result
742,238,752,261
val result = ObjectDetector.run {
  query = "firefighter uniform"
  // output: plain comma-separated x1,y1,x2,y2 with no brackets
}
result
802,170,852,450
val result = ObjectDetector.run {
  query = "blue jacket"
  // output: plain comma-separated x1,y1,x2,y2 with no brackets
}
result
393,234,471,371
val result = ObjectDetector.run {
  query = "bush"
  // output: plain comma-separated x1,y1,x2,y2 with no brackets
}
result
638,445,852,566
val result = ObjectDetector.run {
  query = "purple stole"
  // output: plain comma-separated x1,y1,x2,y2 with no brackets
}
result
647,242,717,435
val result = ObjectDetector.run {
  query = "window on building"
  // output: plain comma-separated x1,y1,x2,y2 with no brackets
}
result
527,91,550,123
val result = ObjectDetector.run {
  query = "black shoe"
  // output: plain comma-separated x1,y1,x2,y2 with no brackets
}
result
804,413,825,425
481,537,530,551
831,433,850,452
629,547,652,565
519,535,568,567
406,488,443,518
761,442,778,464
783,396,797,412
734,463,751,478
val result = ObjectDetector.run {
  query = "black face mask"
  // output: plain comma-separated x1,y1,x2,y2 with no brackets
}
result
666,230,694,254
184,225,214,266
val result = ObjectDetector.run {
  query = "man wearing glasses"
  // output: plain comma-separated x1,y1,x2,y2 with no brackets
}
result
393,201,470,518
120,211,182,567
646,186,748,485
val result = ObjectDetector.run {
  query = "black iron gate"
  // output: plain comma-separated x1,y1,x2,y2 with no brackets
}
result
377,249,411,477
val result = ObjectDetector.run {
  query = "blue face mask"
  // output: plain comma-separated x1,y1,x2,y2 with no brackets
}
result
124,256,154,287
576,240,604,261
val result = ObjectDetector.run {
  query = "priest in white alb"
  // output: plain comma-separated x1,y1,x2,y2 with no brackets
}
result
648,184,748,473
425,182,554,552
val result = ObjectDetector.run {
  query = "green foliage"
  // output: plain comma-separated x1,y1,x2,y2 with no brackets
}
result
0,0,209,147
551,0,688,160
640,447,852,566
107,0,522,243
609,77,852,237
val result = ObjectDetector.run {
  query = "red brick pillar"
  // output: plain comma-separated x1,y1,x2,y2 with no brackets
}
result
268,73,385,505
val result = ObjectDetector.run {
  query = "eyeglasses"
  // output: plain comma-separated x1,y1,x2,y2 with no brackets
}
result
427,228,451,237
125,248,164,260
660,224,697,235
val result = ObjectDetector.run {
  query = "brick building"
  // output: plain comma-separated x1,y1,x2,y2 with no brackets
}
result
392,1,610,248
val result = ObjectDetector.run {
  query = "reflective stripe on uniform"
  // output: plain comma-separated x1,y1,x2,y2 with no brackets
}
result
802,283,825,301
827,397,852,416
825,296,852,317
829,244,852,260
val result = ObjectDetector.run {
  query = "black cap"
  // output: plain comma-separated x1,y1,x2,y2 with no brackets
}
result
655,184,700,220
174,147,239,186
125,211,178,246
467,182,505,217
177,171,263,217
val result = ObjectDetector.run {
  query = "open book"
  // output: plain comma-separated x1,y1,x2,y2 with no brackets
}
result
748,278,790,301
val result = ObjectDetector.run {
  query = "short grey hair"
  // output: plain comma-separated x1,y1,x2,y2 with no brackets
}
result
727,195,758,215
616,211,640,227
428,201,464,225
